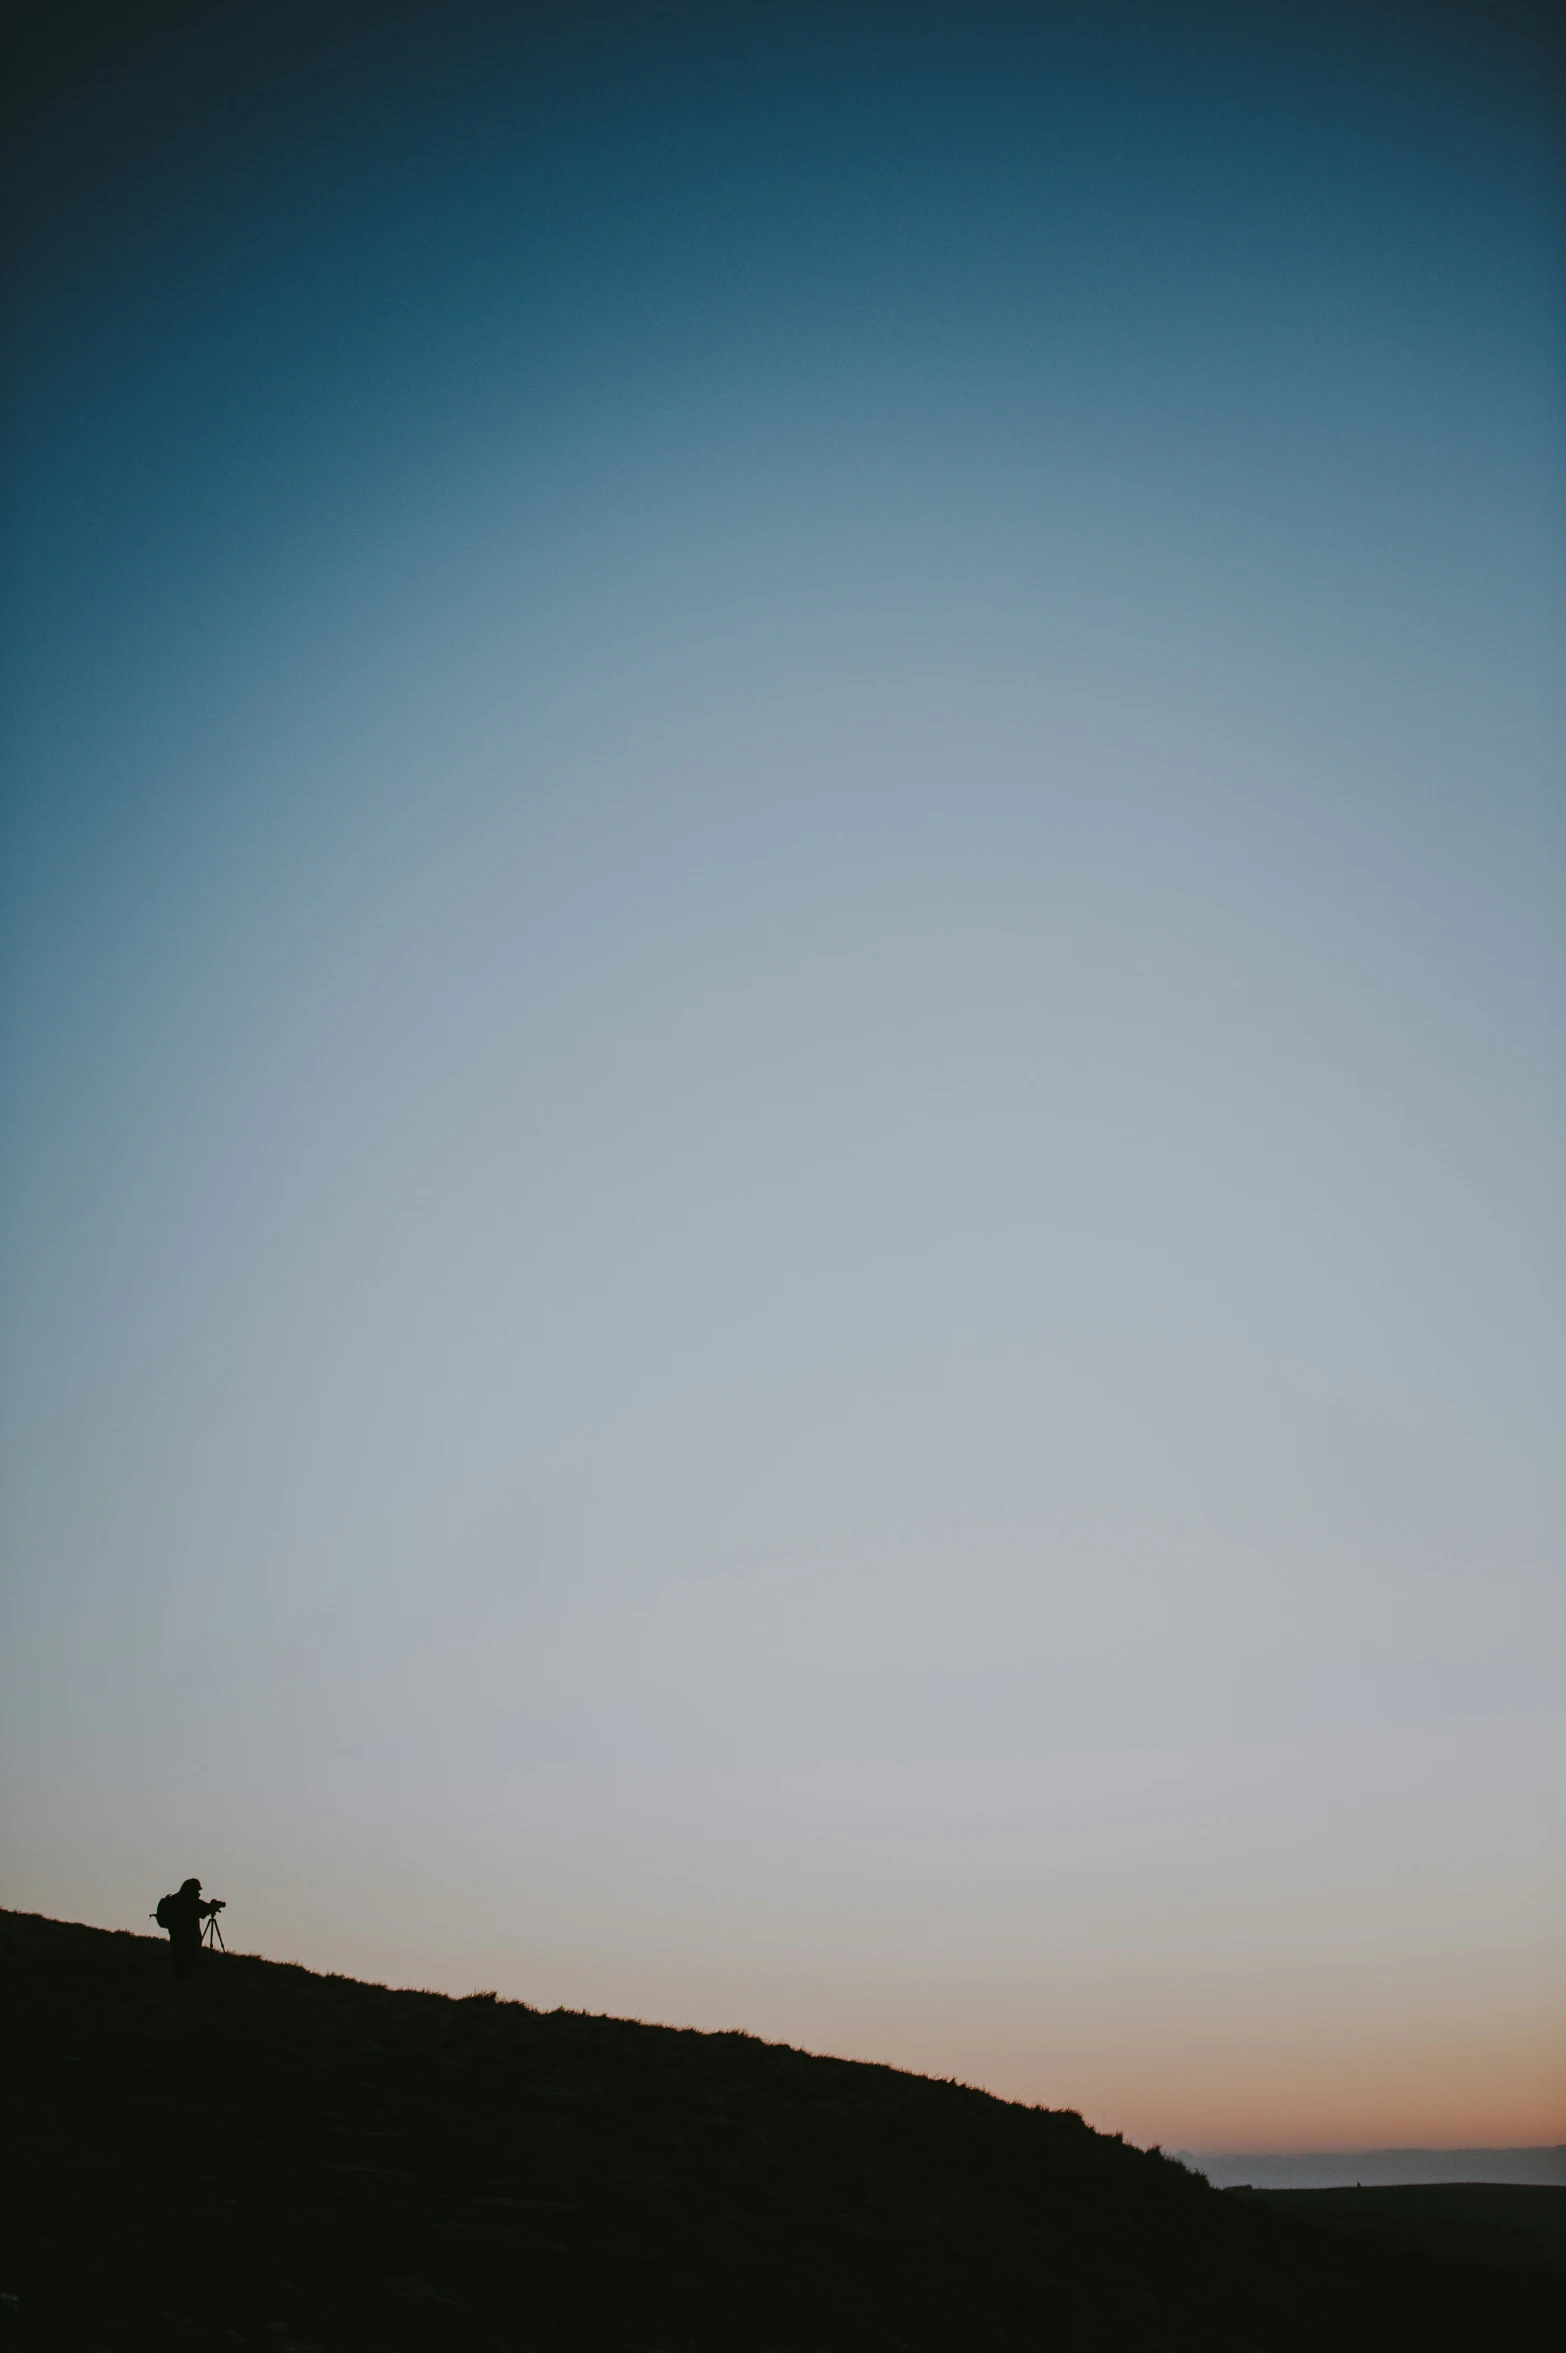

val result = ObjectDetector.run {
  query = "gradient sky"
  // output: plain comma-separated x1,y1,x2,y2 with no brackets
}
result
3,0,1562,2151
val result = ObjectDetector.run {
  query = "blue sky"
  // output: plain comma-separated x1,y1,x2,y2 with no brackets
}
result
2,1,1561,2146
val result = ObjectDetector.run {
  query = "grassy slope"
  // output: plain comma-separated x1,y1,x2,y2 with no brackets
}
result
2,1909,1560,2351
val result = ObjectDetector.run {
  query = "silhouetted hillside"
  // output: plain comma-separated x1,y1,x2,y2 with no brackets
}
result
2,1908,1561,2350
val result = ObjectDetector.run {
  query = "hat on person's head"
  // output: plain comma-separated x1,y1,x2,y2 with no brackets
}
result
179,1878,201,1894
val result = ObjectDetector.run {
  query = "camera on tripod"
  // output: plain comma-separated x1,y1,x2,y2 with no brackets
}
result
202,1899,227,1950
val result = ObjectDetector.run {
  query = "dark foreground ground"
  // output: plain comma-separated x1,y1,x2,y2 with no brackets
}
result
2,1910,1561,2352
1235,2181,1566,2279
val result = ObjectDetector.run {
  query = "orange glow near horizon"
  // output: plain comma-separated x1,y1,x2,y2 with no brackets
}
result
14,1850,1560,2158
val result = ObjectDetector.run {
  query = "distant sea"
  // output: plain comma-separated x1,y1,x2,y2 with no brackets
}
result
1178,2147,1566,2190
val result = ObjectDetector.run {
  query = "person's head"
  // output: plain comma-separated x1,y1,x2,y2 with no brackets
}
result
179,1878,201,1895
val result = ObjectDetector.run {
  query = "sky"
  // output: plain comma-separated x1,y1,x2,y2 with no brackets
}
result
2,0,1562,2153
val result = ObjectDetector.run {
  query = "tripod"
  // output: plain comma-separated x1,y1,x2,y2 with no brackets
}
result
202,1909,226,1951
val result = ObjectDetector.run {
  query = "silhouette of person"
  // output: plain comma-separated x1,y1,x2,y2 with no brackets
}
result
156,1877,222,1975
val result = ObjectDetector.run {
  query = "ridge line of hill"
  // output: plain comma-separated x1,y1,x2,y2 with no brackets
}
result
4,1906,1563,2351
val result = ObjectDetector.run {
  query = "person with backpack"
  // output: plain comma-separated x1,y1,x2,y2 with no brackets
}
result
153,1878,223,1975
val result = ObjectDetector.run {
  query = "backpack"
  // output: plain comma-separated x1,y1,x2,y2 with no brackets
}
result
154,1893,177,1930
